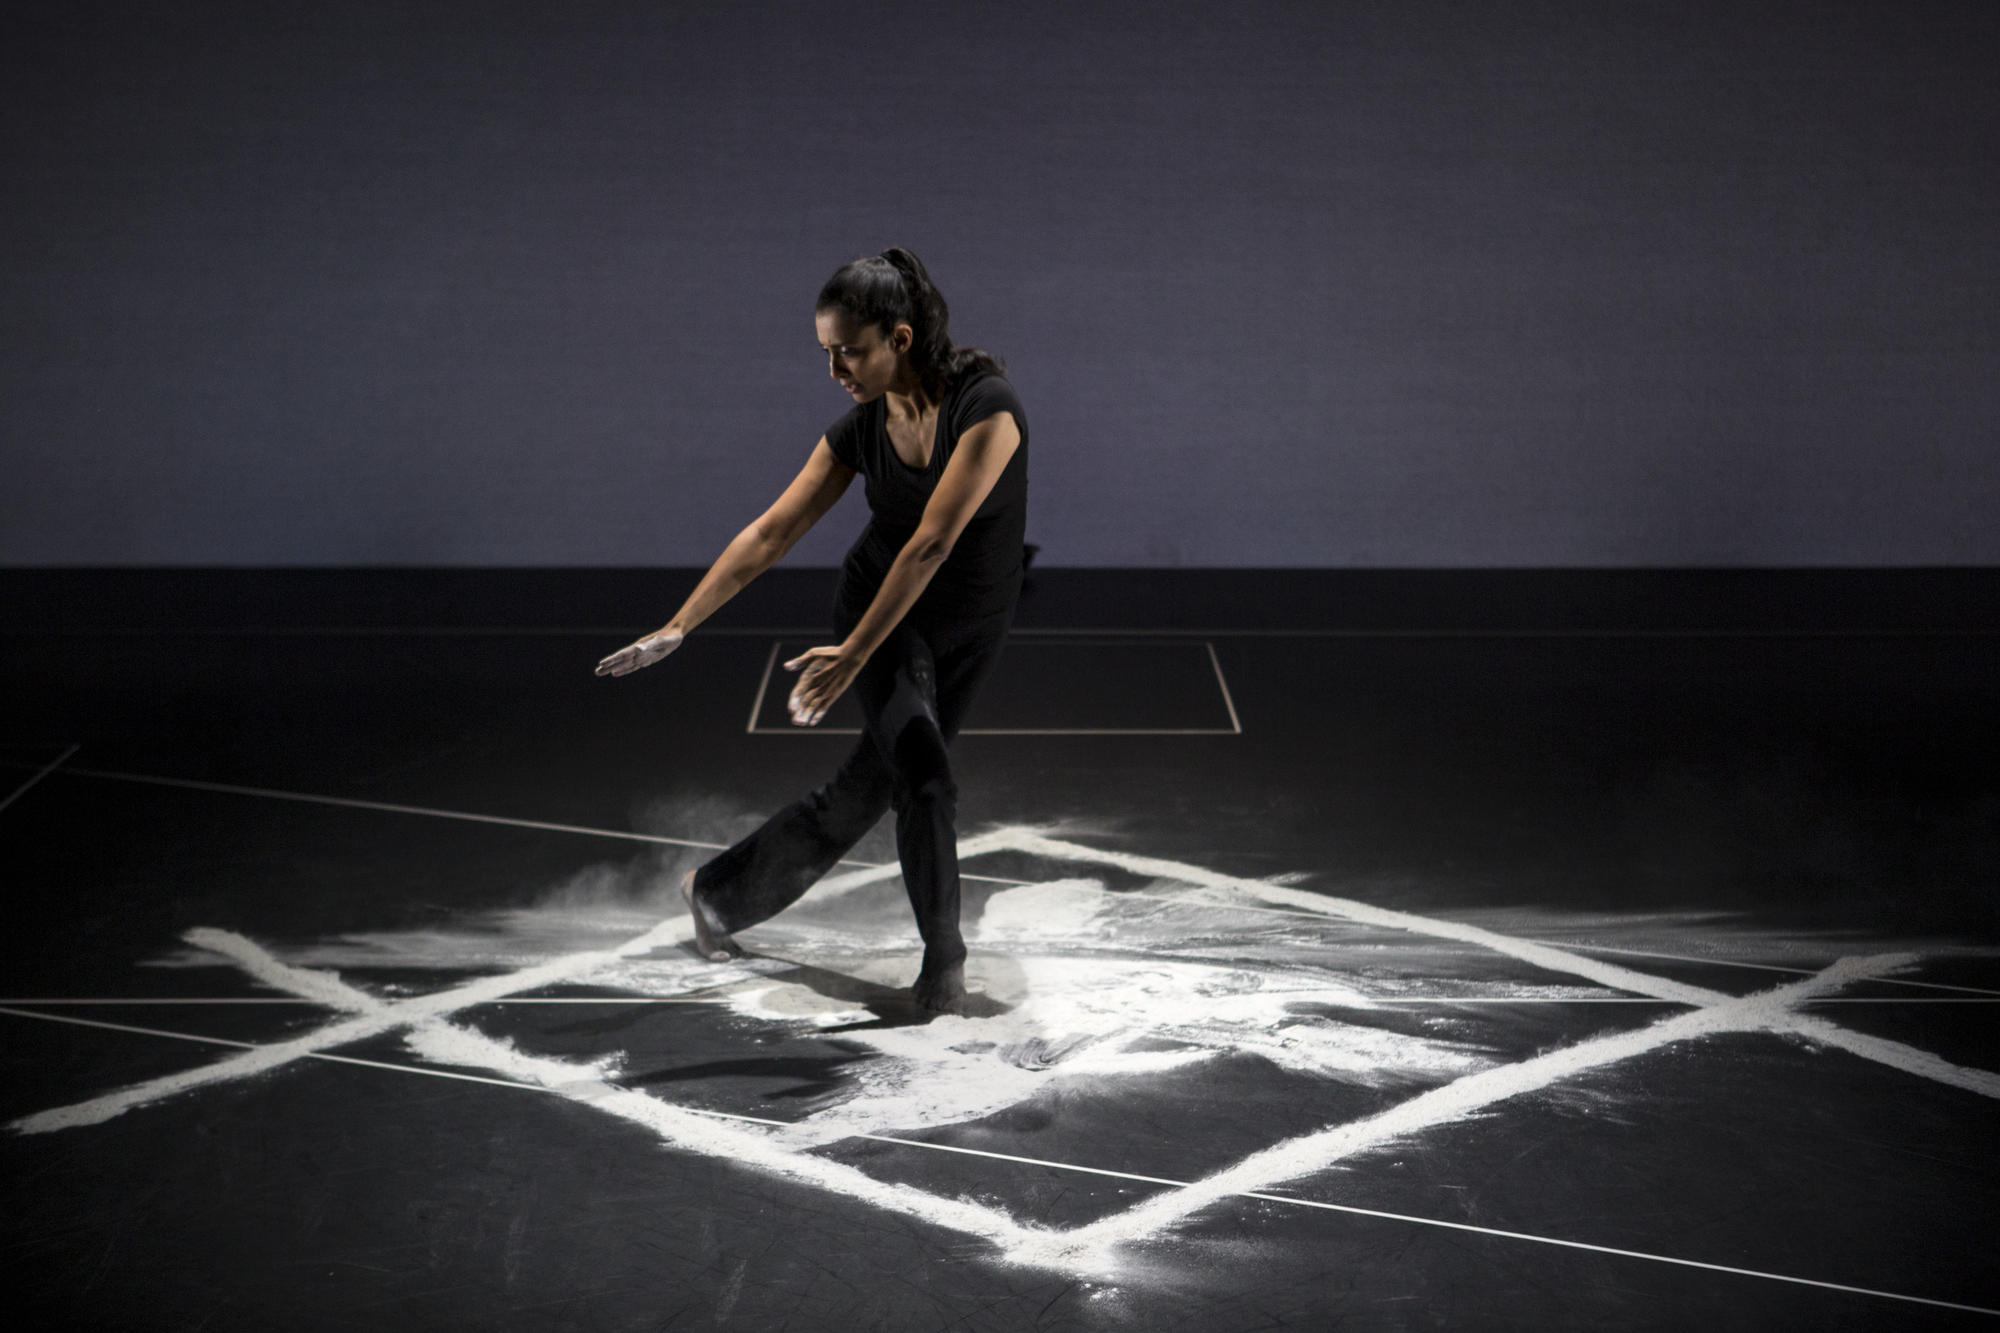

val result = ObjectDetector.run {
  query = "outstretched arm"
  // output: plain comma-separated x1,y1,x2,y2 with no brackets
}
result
785,412,1021,723
595,439,854,677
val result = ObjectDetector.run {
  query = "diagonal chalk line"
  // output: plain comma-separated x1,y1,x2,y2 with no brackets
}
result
180,934,1045,1246
5,937,1047,1252
15,827,1999,1134
9,994,1999,1010
0,996,731,1007
3,1005,1992,1318
0,1004,797,1109
995,832,1730,1005
9,829,1998,1308
1001,832,1755,1001
396,1019,1042,1250
1113,884,1992,998
0,743,80,816
993,831,2000,1100
0,1005,590,1095
14,827,1998,1133
8,995,1994,1008
8,917,694,1133
1519,938,2000,999
1002,953,1922,1267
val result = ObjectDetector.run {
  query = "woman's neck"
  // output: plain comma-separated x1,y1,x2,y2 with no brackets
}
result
883,378,937,420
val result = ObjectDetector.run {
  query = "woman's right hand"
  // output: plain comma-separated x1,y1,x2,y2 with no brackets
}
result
595,629,684,677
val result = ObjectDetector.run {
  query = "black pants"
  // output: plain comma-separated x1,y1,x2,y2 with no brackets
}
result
691,589,1012,973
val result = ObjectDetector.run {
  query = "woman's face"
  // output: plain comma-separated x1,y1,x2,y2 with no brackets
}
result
816,310,909,402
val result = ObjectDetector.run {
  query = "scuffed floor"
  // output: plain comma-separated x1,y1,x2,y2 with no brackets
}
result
2,612,1996,1329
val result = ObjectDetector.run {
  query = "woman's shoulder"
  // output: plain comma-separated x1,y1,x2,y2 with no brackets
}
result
824,398,884,469
949,368,1025,430
952,366,1016,398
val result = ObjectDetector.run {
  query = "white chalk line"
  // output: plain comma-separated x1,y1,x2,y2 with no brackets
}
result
0,1004,797,1109
28,765,1028,888
101,935,1044,1246
5,1000,1992,1318
396,1019,1044,1250
6,995,1995,1009
6,1012,1991,1322
5,914,695,1134
1006,956,1909,1266
0,998,1184,1195
1007,832,1728,1005
11,828,2000,1295
1000,830,2000,1097
0,1003,1145,1178
0,1004,569,1094
0,997,724,1006
0,743,80,816
12,827,1996,1124
1117,891,2000,997
16,827,1997,1125
1522,937,2000,999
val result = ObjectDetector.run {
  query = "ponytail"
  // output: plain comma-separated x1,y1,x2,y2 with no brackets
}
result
816,248,1004,397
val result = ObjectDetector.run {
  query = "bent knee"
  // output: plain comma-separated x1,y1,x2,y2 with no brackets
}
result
880,713,957,814
909,770,957,807
890,716,950,775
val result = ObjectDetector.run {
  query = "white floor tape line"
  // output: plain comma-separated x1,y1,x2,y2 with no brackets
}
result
0,744,80,816
7,828,1996,1311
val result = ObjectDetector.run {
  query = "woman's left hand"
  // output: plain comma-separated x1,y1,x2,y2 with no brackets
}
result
784,645,863,726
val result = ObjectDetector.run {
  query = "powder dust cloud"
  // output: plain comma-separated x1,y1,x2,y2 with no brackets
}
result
134,828,1951,1152
70,817,1991,1283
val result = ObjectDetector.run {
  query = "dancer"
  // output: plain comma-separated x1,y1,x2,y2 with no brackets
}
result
595,249,1027,1014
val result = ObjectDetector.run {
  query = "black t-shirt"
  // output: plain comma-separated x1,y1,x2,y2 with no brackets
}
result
824,370,1029,627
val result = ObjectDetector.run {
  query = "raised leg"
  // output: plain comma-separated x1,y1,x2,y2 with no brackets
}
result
682,601,1010,1010
690,739,895,936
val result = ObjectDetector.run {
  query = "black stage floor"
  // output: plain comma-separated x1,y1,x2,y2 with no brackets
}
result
2,570,1996,1331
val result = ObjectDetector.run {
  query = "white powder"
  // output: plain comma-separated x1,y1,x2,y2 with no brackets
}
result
712,929,1493,1147
972,878,1111,942
35,825,1993,1279
1007,952,1930,1269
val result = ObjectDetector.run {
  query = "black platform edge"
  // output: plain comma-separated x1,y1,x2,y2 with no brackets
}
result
2,567,1997,635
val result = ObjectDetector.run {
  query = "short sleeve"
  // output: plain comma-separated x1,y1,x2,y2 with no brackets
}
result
950,373,1026,439
823,404,868,471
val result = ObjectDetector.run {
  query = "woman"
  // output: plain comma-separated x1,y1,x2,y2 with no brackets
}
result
595,248,1027,1015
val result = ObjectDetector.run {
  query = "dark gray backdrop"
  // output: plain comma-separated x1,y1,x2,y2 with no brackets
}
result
5,1,1994,567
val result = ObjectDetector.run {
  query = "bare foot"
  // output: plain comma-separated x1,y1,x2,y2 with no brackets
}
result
912,960,966,1015
681,871,739,962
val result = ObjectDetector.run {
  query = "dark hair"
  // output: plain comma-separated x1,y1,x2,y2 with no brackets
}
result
815,247,1004,397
